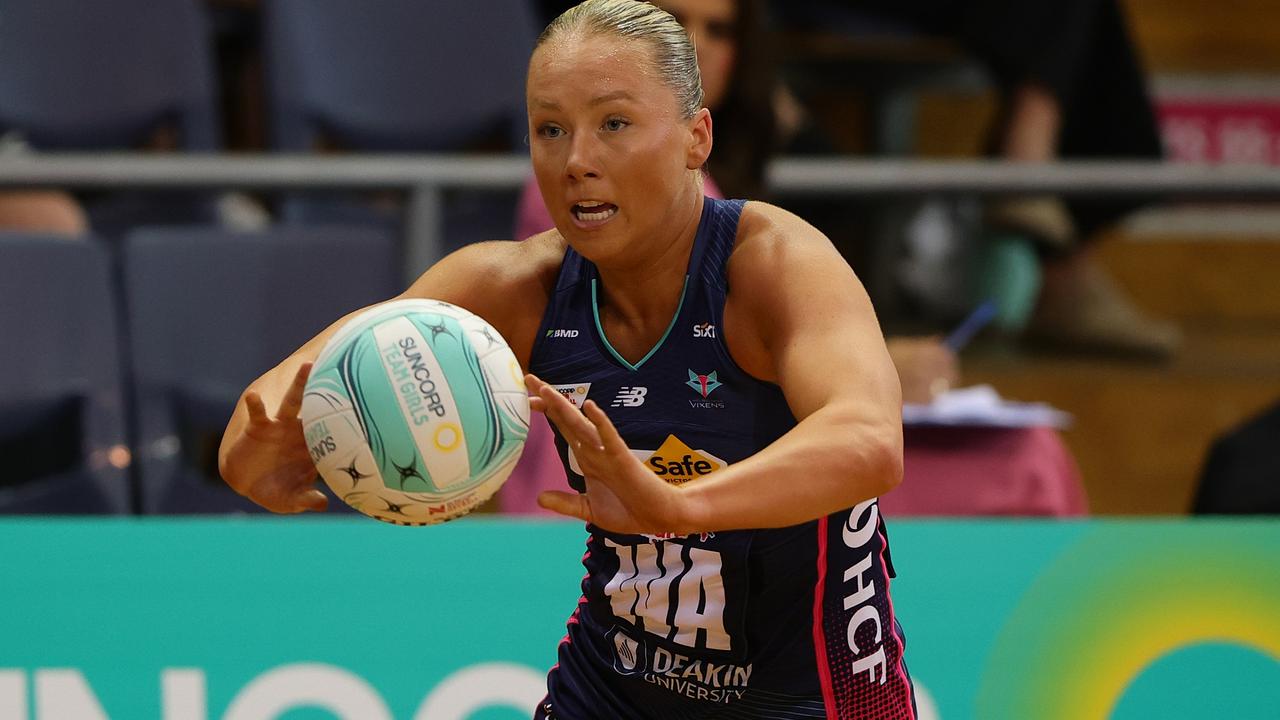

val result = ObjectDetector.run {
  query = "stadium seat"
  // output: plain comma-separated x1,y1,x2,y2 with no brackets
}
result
0,0,218,149
122,226,399,514
263,0,540,258
264,0,534,152
0,233,131,514
0,0,222,236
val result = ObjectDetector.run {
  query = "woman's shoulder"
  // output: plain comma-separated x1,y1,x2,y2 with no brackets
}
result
725,201,847,306
719,202,830,382
405,232,568,364
731,200,830,264
447,231,567,286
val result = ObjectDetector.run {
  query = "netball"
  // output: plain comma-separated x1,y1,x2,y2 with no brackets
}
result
301,299,530,525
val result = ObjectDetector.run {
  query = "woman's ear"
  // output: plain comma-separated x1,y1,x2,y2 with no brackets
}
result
686,108,714,170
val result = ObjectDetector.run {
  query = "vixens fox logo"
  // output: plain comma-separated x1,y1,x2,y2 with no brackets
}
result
685,370,722,398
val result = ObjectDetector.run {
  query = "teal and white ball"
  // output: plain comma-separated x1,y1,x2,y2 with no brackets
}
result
301,299,529,525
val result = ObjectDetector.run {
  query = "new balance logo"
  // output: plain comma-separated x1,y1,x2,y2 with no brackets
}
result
545,328,580,338
611,386,648,408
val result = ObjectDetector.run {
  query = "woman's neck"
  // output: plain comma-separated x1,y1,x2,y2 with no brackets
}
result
594,190,704,331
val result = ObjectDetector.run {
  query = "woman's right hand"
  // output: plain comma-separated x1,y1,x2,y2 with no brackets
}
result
218,362,329,514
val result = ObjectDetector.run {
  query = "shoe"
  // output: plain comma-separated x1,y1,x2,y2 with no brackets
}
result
1025,258,1181,359
986,196,1076,252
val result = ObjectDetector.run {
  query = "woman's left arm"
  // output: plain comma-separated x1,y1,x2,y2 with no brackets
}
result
675,203,903,530
530,203,902,534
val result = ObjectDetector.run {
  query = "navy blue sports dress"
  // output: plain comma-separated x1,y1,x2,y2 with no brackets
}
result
530,198,916,719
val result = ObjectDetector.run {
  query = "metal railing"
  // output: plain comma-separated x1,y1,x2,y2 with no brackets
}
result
4,153,1280,273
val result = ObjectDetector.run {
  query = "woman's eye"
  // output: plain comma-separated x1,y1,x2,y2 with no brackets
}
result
537,125,564,139
604,118,628,132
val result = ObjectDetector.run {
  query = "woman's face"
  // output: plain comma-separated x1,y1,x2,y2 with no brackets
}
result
527,34,710,262
657,0,738,111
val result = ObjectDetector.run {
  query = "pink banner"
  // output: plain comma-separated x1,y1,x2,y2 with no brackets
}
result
1159,98,1280,165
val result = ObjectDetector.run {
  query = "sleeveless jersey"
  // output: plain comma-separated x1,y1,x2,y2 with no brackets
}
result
529,198,916,720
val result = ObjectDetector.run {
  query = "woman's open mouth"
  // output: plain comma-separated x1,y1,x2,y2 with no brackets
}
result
572,200,618,226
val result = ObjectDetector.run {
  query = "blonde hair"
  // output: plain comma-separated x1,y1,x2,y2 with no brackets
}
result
536,0,704,119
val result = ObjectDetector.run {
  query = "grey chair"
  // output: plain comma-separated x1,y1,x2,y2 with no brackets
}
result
264,0,535,152
123,226,399,513
0,0,218,149
0,0,222,237
0,233,131,514
263,0,540,259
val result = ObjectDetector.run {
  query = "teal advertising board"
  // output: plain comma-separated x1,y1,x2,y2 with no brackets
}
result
0,518,1277,719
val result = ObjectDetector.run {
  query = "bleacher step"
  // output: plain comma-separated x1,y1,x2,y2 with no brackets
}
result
1097,232,1280,324
964,326,1280,515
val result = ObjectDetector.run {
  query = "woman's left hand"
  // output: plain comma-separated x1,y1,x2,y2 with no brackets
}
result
525,374,691,535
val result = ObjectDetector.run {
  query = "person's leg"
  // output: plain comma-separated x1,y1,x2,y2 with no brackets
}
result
841,0,1177,354
1002,83,1060,163
985,82,1076,257
1022,1,1177,357
1029,247,1180,358
1057,0,1165,238
970,0,1176,355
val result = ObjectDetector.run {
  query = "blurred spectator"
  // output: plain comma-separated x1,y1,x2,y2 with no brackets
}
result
0,135,87,236
1193,400,1280,514
0,192,87,236
538,0,1178,357
787,0,1181,357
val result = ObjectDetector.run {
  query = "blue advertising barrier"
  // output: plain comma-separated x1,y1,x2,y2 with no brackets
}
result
0,518,1277,719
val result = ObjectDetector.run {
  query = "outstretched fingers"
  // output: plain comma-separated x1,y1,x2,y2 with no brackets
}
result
538,490,592,523
524,374,553,416
582,400,629,457
531,378,603,451
292,487,329,513
245,391,271,426
277,361,313,420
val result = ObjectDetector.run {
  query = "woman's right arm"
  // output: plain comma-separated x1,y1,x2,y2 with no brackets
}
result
217,238,556,513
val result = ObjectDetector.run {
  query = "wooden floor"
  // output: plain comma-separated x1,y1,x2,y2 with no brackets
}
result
1124,0,1280,74
963,237,1280,515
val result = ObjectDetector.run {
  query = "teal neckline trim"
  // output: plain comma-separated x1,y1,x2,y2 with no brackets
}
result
591,275,690,372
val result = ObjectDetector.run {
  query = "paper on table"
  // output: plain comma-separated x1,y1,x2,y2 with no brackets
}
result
902,384,1072,429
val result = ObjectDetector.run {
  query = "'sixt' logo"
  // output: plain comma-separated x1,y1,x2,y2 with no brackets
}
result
612,386,648,408
685,370,722,398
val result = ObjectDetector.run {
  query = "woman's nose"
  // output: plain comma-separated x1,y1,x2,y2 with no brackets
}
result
565,134,600,180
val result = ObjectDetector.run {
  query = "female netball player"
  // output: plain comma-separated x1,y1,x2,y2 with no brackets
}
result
219,1,915,717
